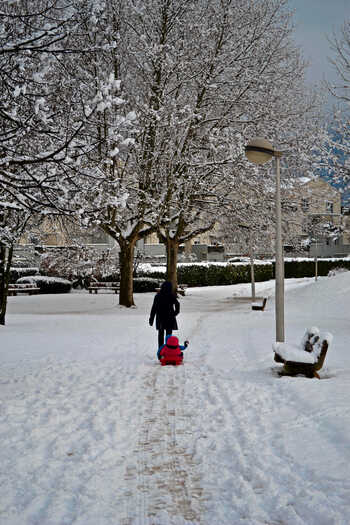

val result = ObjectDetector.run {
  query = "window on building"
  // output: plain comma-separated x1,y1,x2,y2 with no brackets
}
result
325,201,334,214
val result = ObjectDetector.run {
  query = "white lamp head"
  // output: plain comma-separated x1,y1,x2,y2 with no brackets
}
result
245,137,274,165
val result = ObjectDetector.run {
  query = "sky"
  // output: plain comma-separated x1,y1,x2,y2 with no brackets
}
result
288,0,350,87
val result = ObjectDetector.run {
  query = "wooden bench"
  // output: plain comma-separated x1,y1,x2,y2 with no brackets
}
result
88,282,120,294
8,283,40,296
273,327,332,379
155,284,189,296
177,284,188,296
252,297,267,311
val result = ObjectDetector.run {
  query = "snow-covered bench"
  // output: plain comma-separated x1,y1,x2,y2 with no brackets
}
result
273,327,332,379
88,282,120,294
8,283,40,296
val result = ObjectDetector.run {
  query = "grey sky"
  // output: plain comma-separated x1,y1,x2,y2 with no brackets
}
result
288,0,350,86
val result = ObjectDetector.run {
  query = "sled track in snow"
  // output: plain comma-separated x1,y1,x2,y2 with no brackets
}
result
121,364,204,524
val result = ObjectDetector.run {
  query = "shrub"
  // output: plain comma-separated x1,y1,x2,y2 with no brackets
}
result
282,259,350,279
177,263,273,287
133,277,162,293
10,267,39,283
16,275,72,294
137,267,166,280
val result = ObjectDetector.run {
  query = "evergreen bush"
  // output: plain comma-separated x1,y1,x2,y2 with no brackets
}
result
137,269,166,280
177,263,273,287
282,259,350,279
10,267,39,283
16,276,72,293
132,258,350,290
133,277,162,292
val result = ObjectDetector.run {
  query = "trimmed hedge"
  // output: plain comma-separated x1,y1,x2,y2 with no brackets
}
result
177,263,273,287
281,259,350,279
137,269,166,280
10,267,39,283
132,259,350,289
133,277,162,292
17,276,72,294
137,263,273,287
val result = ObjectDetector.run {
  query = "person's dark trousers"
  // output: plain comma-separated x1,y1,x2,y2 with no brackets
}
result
158,327,172,348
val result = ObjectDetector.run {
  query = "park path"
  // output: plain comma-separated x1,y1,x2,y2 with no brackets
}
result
120,363,205,525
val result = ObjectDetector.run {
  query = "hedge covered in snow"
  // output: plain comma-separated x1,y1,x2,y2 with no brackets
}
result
133,277,162,293
138,258,350,287
16,276,72,294
137,262,273,287
10,267,39,283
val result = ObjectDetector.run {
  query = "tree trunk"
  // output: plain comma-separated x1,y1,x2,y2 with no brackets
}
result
166,237,179,291
118,238,137,307
0,245,13,326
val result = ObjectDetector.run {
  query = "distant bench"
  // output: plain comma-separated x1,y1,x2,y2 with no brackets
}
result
88,282,120,294
177,284,188,296
155,284,189,296
8,283,40,296
252,297,268,311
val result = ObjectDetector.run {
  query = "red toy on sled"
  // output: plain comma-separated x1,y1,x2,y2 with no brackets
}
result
159,335,186,366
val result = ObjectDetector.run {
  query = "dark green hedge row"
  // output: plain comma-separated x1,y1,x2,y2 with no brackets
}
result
10,267,39,283
177,263,273,287
17,276,72,294
133,277,162,292
282,259,350,278
138,264,273,287
139,259,350,288
138,269,166,280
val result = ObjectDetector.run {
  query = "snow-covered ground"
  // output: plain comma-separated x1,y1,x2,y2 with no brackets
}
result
1,273,350,525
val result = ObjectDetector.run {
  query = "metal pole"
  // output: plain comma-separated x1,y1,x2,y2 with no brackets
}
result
249,232,256,300
275,155,285,342
315,240,318,281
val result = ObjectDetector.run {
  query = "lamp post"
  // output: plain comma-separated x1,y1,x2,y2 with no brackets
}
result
245,137,284,342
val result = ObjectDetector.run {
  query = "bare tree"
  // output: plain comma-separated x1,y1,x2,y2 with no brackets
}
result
1,1,81,210
0,203,31,325
326,20,350,187
49,0,327,306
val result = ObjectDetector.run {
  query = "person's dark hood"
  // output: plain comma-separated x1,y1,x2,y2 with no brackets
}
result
160,281,173,294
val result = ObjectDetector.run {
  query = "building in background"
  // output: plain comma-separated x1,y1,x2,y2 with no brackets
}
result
14,177,350,267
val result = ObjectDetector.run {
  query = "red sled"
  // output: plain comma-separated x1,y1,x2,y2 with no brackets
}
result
159,345,184,366
159,336,185,366
160,356,183,366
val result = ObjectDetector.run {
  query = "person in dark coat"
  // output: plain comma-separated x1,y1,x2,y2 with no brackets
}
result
149,281,180,348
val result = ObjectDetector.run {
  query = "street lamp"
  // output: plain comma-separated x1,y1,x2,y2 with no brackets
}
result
245,137,284,342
